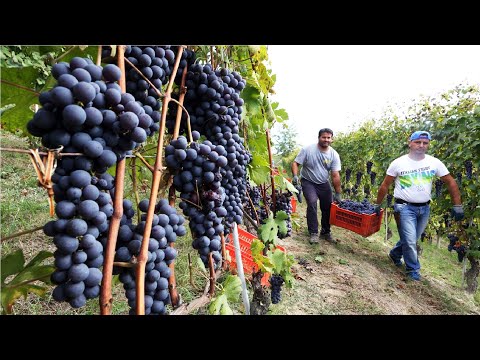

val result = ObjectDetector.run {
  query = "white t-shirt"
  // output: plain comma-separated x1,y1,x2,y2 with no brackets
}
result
387,154,449,203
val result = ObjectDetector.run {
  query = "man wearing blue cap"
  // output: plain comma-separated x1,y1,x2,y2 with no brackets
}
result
373,131,464,281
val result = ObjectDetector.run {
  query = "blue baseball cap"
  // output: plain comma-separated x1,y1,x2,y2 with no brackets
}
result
409,131,431,141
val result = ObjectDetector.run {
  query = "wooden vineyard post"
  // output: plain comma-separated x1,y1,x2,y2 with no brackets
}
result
166,59,189,308
100,45,127,315
135,46,185,315
265,129,276,214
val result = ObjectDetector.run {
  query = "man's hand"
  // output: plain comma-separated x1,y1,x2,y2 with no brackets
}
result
333,192,342,203
452,205,464,221
292,175,299,186
374,204,382,217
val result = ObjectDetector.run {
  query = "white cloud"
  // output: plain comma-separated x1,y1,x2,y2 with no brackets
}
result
268,45,480,147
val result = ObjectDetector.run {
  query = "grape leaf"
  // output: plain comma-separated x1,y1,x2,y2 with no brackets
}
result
208,294,233,315
222,275,242,303
25,250,53,269
1,250,25,284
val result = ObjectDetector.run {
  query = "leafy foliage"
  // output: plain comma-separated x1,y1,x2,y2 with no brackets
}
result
1,249,54,314
251,239,295,288
258,210,289,245
208,275,242,315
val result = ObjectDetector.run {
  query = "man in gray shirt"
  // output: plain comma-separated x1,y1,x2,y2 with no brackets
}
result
292,128,342,244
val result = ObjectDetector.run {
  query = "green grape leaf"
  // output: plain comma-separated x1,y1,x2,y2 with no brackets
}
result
259,213,278,244
1,249,25,285
209,294,233,315
1,284,48,315
251,239,265,257
283,177,298,193
241,85,261,114
270,249,287,274
0,67,39,134
25,251,53,269
8,265,55,286
274,211,289,236
283,272,295,289
222,275,242,303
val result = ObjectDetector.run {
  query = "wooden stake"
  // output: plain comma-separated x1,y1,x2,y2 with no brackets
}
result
100,45,127,315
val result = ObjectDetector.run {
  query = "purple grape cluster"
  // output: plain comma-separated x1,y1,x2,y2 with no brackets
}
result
114,198,186,315
269,274,285,304
355,171,363,186
345,168,352,183
447,234,466,262
434,179,443,197
465,160,473,179
338,198,376,214
366,161,373,174
386,194,393,208
274,190,293,239
456,172,462,185
28,55,169,309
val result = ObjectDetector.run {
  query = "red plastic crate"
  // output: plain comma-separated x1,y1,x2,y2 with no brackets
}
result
290,197,297,213
329,203,383,237
225,227,285,286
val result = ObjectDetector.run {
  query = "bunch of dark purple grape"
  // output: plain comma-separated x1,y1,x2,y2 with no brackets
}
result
165,64,252,231
366,161,373,174
434,179,443,197
370,171,377,186
45,170,116,308
386,194,393,208
269,274,285,304
465,160,473,179
244,181,262,221
122,46,195,106
338,199,376,214
163,63,252,266
28,56,165,308
166,134,228,269
345,168,352,183
274,190,293,239
447,234,467,262
114,198,186,315
456,172,462,185
355,171,363,187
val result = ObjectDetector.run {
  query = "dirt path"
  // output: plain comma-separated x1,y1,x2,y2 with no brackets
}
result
269,210,480,315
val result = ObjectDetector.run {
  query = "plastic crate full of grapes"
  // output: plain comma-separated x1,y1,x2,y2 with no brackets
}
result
329,201,384,237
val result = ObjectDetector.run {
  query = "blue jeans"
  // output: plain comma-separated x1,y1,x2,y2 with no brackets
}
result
390,203,430,275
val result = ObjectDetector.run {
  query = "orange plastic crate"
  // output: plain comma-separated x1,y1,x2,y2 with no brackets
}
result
329,203,383,237
290,197,297,213
225,227,285,286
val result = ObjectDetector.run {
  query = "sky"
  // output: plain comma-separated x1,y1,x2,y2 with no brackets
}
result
268,45,480,147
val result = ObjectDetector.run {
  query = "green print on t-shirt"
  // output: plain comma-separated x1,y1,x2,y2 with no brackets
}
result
399,169,436,189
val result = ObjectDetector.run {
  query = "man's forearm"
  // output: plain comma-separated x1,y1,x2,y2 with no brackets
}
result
292,162,299,176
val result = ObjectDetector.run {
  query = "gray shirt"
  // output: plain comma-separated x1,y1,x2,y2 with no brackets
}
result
295,144,341,184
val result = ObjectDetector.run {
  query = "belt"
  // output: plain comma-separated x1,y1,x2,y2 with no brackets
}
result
395,198,430,207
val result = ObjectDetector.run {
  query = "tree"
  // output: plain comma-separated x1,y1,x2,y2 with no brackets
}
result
273,124,299,176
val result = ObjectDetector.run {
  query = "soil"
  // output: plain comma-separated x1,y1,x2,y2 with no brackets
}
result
266,209,480,315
